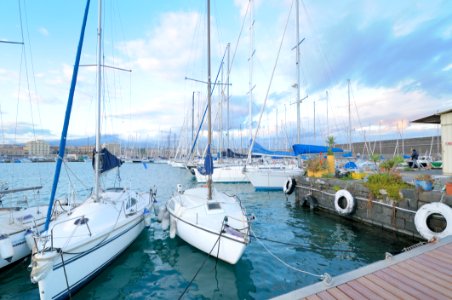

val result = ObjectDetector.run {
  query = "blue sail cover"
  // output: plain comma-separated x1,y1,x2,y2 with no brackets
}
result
197,144,214,176
251,141,296,157
292,144,344,155
92,148,123,173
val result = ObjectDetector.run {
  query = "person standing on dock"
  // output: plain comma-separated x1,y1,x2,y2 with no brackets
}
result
411,149,419,168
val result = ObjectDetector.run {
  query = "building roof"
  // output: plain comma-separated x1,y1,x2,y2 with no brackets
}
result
411,109,452,124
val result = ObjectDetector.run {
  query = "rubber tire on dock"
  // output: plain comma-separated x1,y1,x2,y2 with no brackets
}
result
414,202,452,241
283,177,296,195
334,189,356,215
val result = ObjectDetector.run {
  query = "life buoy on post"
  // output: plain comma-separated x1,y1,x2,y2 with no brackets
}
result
283,177,296,195
414,202,452,241
334,189,356,215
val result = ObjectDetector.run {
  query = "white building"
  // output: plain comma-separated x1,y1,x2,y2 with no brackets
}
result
24,140,50,157
412,109,451,176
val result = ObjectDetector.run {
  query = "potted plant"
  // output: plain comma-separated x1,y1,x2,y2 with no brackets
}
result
415,174,434,191
325,135,336,174
306,156,329,177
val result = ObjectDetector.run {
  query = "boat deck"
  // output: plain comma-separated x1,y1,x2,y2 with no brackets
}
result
273,235,452,299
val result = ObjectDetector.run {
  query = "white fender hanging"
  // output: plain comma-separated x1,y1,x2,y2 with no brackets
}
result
161,210,170,231
334,189,356,215
0,234,14,262
143,207,151,227
25,229,36,251
414,202,452,241
169,218,177,239
157,206,167,222
283,177,296,195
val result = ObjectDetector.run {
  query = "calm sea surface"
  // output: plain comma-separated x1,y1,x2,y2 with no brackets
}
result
0,162,417,299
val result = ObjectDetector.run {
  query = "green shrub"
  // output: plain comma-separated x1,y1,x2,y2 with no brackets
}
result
364,172,412,201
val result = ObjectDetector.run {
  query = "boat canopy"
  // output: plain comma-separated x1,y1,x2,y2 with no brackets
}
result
251,141,296,157
292,144,344,155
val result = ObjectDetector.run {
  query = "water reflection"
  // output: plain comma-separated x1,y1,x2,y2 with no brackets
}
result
144,220,256,299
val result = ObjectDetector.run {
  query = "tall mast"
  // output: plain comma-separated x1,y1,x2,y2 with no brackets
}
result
226,42,230,150
94,0,102,200
295,0,301,144
248,0,254,141
347,79,351,152
207,0,212,200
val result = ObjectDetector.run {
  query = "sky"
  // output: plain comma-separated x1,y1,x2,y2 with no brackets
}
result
1,0,451,152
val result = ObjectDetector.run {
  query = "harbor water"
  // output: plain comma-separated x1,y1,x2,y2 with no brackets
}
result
0,162,417,299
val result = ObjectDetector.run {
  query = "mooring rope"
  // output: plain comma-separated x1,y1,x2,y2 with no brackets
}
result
249,233,386,254
251,228,325,280
178,220,226,300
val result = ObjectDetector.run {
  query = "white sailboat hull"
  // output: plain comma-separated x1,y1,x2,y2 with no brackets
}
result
246,166,303,191
193,165,249,183
31,190,153,300
166,187,249,264
0,206,48,269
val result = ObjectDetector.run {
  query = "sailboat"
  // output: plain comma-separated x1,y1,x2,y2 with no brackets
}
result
0,185,51,270
162,0,250,265
30,1,155,299
244,0,304,190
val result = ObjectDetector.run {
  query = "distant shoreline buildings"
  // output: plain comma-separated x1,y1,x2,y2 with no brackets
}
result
0,135,442,162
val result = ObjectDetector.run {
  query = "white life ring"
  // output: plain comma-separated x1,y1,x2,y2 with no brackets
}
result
334,189,356,215
283,177,296,195
414,202,452,241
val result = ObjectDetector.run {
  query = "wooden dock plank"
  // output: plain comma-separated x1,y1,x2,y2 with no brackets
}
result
272,236,452,300
425,249,452,265
404,259,452,285
336,284,367,299
356,276,398,299
327,287,352,300
316,290,336,300
374,269,432,299
346,280,384,300
365,273,417,300
402,260,452,288
306,294,322,300
387,265,450,299
412,255,452,276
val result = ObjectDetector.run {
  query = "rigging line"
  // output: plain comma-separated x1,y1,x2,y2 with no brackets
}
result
251,228,323,279
17,0,37,143
22,0,43,133
228,0,250,78
246,0,294,164
178,230,223,300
